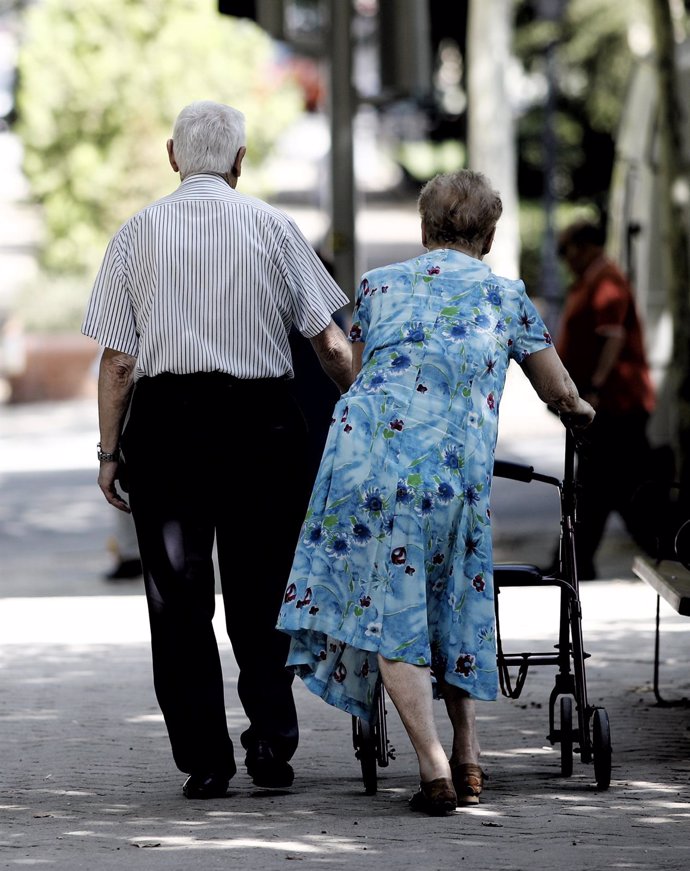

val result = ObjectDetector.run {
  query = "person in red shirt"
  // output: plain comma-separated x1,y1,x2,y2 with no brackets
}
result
556,220,656,579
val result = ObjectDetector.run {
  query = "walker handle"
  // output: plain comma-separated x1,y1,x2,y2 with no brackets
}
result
493,460,535,483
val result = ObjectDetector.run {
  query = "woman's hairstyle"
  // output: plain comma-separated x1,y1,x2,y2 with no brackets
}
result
171,101,246,178
418,170,502,251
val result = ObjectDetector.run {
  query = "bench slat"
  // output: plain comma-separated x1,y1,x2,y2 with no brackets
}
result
632,556,690,616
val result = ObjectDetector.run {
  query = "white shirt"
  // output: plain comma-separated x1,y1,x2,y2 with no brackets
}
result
82,173,349,381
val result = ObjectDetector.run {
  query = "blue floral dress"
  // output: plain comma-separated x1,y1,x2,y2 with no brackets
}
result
277,249,552,720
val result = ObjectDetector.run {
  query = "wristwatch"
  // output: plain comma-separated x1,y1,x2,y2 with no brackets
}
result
97,442,120,463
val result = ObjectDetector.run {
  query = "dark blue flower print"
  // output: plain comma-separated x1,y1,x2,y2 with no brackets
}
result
437,481,455,503
352,522,373,545
464,533,480,556
474,313,491,329
349,323,362,342
519,308,535,328
306,525,323,546
363,488,385,513
328,535,351,558
484,357,496,375
464,484,480,505
486,288,502,306
494,319,506,334
390,353,412,373
442,445,463,472
419,492,435,515
396,481,415,503
449,322,470,342
405,324,426,343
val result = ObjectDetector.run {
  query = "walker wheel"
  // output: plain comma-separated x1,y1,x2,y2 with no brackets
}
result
352,716,378,795
592,708,612,790
560,696,573,777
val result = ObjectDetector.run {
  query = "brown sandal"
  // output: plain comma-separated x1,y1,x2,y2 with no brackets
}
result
450,763,486,805
409,777,457,816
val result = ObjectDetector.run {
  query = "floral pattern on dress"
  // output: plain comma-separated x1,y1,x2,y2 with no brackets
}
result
277,248,551,721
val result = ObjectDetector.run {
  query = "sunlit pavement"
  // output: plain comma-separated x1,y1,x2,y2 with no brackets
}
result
1,386,690,869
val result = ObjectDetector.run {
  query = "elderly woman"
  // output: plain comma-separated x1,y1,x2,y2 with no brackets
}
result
277,170,594,815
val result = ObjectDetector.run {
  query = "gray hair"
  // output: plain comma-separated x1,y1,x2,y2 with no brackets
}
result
171,101,246,178
418,170,502,252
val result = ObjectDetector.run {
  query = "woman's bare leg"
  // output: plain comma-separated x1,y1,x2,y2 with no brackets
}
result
437,677,480,766
377,655,451,782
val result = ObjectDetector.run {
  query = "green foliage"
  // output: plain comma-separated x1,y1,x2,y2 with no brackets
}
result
16,0,303,279
514,0,651,199
518,198,599,296
396,140,466,182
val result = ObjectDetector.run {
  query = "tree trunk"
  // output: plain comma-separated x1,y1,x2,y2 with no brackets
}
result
650,0,690,491
466,0,520,280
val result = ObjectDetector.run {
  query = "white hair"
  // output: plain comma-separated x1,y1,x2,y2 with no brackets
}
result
171,101,246,177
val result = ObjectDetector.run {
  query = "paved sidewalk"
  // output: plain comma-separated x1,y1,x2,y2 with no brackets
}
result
1,388,690,870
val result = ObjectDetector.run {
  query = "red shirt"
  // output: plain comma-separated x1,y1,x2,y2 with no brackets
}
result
556,257,655,415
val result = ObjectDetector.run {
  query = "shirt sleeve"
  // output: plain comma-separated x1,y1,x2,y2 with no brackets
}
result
282,218,350,338
348,275,371,344
509,281,553,363
81,227,139,357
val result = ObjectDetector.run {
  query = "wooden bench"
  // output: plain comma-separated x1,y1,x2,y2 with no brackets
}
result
632,555,690,706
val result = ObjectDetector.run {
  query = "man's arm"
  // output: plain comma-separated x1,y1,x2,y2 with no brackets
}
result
308,319,354,395
97,347,137,512
520,346,595,429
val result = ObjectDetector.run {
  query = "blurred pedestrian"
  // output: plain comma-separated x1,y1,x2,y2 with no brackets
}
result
278,170,594,815
556,219,656,579
82,100,352,799
105,510,142,580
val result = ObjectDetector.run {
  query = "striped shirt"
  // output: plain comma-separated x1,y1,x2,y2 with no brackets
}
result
81,173,349,381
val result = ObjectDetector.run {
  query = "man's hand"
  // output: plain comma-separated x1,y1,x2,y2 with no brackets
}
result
98,460,131,513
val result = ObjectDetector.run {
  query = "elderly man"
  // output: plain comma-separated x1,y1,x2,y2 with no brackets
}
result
82,101,352,799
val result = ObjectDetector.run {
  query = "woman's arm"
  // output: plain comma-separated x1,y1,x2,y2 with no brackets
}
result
520,346,595,429
352,342,364,381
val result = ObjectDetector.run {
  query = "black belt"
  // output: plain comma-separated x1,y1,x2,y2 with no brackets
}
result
137,371,290,388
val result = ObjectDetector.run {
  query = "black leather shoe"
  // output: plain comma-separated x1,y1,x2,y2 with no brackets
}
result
245,741,294,788
182,770,233,799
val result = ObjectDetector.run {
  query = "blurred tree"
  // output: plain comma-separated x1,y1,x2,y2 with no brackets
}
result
650,0,690,491
466,0,520,280
16,0,303,276
514,0,649,206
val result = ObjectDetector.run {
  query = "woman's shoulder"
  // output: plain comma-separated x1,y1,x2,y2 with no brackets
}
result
485,271,526,295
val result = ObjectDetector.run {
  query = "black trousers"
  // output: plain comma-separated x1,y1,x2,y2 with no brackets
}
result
574,410,652,576
121,373,311,774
